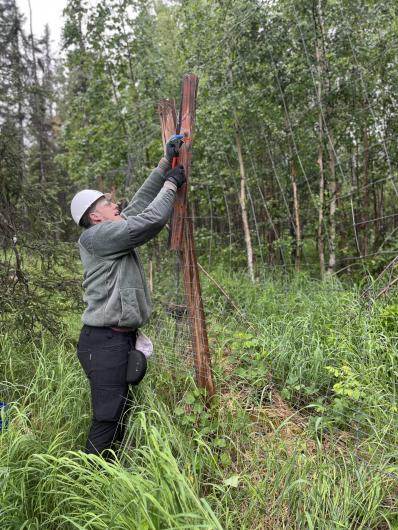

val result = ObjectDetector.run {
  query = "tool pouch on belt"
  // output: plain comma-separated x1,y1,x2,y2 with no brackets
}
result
126,348,147,385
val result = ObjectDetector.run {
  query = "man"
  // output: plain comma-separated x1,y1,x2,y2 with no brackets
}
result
70,136,185,458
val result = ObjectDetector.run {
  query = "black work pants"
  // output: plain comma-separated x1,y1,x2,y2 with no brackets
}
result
77,325,136,457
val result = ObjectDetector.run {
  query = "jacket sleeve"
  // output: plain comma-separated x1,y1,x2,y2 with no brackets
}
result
80,185,176,259
121,157,171,218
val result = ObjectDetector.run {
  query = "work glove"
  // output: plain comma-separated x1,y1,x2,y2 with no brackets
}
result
165,134,184,162
165,164,186,188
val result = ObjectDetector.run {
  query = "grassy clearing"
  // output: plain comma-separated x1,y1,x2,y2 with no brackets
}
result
1,272,397,528
0,332,223,529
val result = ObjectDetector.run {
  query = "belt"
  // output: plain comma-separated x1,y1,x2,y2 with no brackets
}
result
111,326,136,333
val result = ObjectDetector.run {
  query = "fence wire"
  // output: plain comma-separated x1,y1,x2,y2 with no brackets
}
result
140,228,398,498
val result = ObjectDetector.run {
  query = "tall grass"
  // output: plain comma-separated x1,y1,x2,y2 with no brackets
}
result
0,333,222,529
201,271,397,441
1,273,397,528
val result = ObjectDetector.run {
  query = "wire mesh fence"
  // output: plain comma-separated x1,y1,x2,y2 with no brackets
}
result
140,224,397,497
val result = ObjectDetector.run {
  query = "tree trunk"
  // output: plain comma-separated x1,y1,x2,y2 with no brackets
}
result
314,0,326,277
234,122,255,282
327,132,337,273
287,134,301,271
317,136,325,276
28,0,45,182
227,64,254,281
11,9,25,193
361,126,369,255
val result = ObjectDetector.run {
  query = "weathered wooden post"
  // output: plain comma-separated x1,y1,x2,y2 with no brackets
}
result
158,77,215,399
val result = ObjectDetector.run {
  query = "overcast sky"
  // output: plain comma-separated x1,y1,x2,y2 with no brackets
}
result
16,0,68,54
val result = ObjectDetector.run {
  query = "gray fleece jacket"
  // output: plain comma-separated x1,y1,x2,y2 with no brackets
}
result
78,157,175,329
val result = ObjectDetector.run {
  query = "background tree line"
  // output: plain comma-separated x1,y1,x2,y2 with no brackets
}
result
2,3,398,527
2,0,398,318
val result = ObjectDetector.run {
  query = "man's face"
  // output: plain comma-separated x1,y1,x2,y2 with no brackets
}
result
90,194,123,224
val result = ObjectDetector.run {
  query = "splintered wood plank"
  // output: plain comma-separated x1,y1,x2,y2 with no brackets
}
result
182,212,215,398
158,81,215,400
158,98,177,150
169,74,199,251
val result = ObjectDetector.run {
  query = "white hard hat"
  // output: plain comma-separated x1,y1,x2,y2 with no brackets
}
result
70,189,104,225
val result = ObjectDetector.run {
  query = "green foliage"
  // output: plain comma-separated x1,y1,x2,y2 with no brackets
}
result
0,189,82,339
2,0,398,527
202,270,398,460
1,271,398,528
0,331,223,529
4,0,398,285
379,303,398,334
52,0,398,275
2,270,398,528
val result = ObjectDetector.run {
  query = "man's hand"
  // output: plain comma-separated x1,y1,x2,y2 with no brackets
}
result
165,134,184,162
165,165,186,188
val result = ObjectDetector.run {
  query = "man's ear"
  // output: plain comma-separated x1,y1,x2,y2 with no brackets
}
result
89,211,102,224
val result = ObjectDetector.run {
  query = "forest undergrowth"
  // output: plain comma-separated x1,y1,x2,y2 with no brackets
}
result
1,272,397,529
